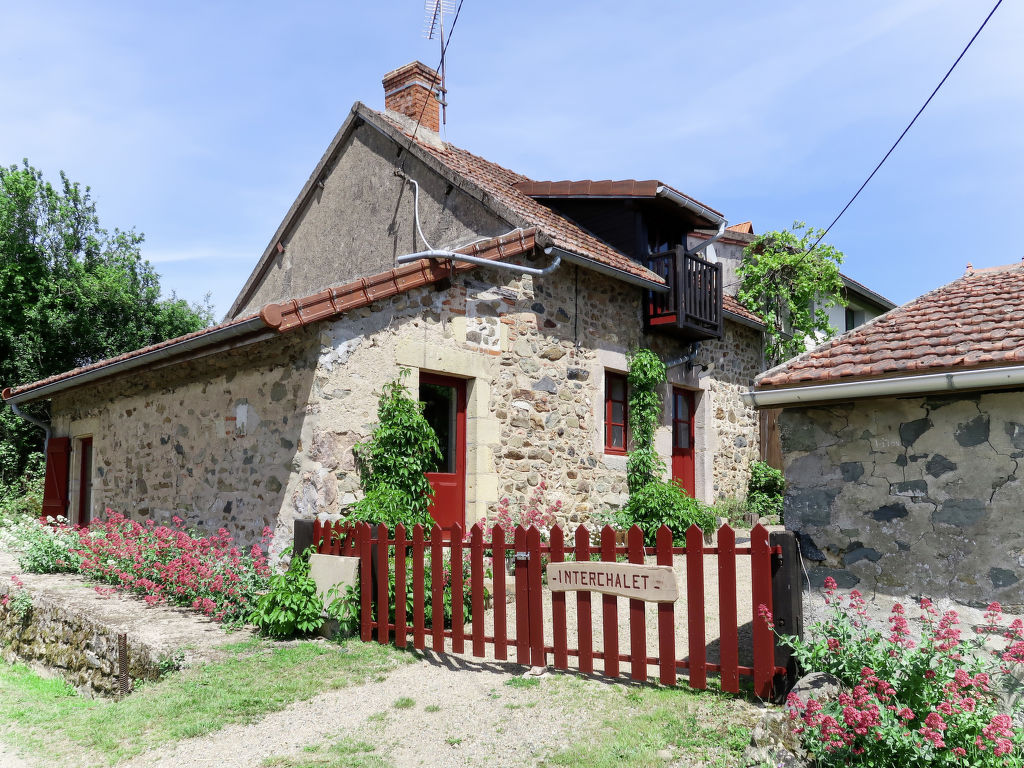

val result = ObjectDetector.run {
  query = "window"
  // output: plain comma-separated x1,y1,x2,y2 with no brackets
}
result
604,372,628,454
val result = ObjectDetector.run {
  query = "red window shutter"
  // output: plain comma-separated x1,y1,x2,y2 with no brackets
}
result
41,437,71,521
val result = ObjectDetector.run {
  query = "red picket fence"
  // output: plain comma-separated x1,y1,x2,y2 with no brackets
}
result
315,521,785,697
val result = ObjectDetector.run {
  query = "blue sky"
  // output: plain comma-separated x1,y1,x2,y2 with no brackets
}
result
3,1,1020,319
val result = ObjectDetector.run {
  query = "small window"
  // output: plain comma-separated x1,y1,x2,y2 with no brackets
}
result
604,372,628,454
845,308,857,332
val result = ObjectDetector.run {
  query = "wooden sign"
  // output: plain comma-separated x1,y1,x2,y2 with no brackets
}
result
546,561,678,603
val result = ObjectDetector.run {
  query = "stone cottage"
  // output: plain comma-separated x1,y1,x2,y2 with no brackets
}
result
745,261,1024,609
4,62,767,549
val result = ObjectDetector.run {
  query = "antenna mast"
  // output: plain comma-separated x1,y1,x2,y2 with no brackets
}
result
422,0,453,125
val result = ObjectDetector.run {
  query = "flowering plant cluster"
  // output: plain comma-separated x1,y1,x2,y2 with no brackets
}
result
481,482,561,544
68,512,271,625
0,574,33,619
775,579,1024,767
0,513,81,573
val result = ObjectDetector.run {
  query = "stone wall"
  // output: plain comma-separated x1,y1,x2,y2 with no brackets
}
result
0,583,163,697
294,261,764,531
51,329,321,548
49,259,764,552
780,389,1024,609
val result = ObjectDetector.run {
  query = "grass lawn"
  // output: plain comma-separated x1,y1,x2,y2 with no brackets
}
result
541,678,758,768
0,638,408,766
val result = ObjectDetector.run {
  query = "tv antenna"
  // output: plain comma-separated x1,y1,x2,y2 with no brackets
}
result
422,0,454,125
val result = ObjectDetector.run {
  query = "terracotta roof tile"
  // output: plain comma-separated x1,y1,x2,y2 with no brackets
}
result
378,111,667,284
756,263,1024,389
2,313,263,400
2,231,540,401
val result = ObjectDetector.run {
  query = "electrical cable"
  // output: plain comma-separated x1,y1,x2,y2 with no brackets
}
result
721,0,1004,294
803,0,1004,255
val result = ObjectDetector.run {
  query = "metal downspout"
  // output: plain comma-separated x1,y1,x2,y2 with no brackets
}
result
396,248,561,277
9,401,51,453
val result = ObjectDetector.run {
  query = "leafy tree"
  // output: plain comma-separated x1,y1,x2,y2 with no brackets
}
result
737,222,845,366
0,161,212,482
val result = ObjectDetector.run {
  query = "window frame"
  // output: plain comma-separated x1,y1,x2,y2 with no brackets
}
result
604,371,629,455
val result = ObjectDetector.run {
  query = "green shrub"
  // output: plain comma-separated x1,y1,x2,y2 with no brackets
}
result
350,486,428,529
0,453,44,520
249,546,325,639
620,480,716,544
747,461,785,520
0,514,81,573
712,496,750,528
349,370,441,529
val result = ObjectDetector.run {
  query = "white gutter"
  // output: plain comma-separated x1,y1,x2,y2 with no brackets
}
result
743,364,1024,408
655,185,727,256
4,316,271,405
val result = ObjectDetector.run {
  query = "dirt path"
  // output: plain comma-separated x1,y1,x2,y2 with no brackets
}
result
123,651,605,768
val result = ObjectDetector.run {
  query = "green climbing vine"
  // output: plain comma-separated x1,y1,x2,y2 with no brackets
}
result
625,348,666,494
737,222,845,367
620,348,716,543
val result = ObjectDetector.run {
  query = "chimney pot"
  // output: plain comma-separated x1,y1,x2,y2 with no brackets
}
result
382,61,442,133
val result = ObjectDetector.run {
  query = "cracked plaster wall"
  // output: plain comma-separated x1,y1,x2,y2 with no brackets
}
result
780,389,1024,609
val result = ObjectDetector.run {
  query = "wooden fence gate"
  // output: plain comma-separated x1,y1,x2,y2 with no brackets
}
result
313,520,791,698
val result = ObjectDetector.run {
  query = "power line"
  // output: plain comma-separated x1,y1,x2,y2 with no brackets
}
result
723,0,1004,294
804,0,1003,254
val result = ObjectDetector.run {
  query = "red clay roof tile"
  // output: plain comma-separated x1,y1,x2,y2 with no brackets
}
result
756,263,1024,389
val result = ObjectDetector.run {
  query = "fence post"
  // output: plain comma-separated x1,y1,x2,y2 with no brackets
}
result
293,518,314,556
770,530,803,697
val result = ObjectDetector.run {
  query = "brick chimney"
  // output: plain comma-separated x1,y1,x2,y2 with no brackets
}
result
382,61,442,133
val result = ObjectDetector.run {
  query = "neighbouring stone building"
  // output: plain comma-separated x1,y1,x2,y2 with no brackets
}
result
745,262,1024,609
6,62,772,550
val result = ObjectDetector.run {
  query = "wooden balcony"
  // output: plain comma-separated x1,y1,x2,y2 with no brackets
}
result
644,248,723,341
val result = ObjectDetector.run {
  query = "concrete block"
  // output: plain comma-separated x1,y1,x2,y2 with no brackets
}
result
308,554,360,602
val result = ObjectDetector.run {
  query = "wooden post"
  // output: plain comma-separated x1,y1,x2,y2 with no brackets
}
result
770,530,803,697
470,524,485,658
575,525,594,675
492,525,508,661
750,524,774,699
293,518,314,556
656,525,676,686
550,526,568,670
601,526,619,678
394,524,407,649
685,525,706,690
717,524,739,694
628,525,647,682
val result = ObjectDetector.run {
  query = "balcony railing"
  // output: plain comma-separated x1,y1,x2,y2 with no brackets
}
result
644,248,723,341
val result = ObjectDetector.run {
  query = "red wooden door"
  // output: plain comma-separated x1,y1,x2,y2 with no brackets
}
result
78,437,94,526
671,388,696,496
419,373,466,529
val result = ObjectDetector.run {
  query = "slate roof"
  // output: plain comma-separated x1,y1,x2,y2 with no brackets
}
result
756,262,1024,389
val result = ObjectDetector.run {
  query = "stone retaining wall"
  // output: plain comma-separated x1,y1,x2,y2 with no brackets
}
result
780,389,1024,609
0,581,164,697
